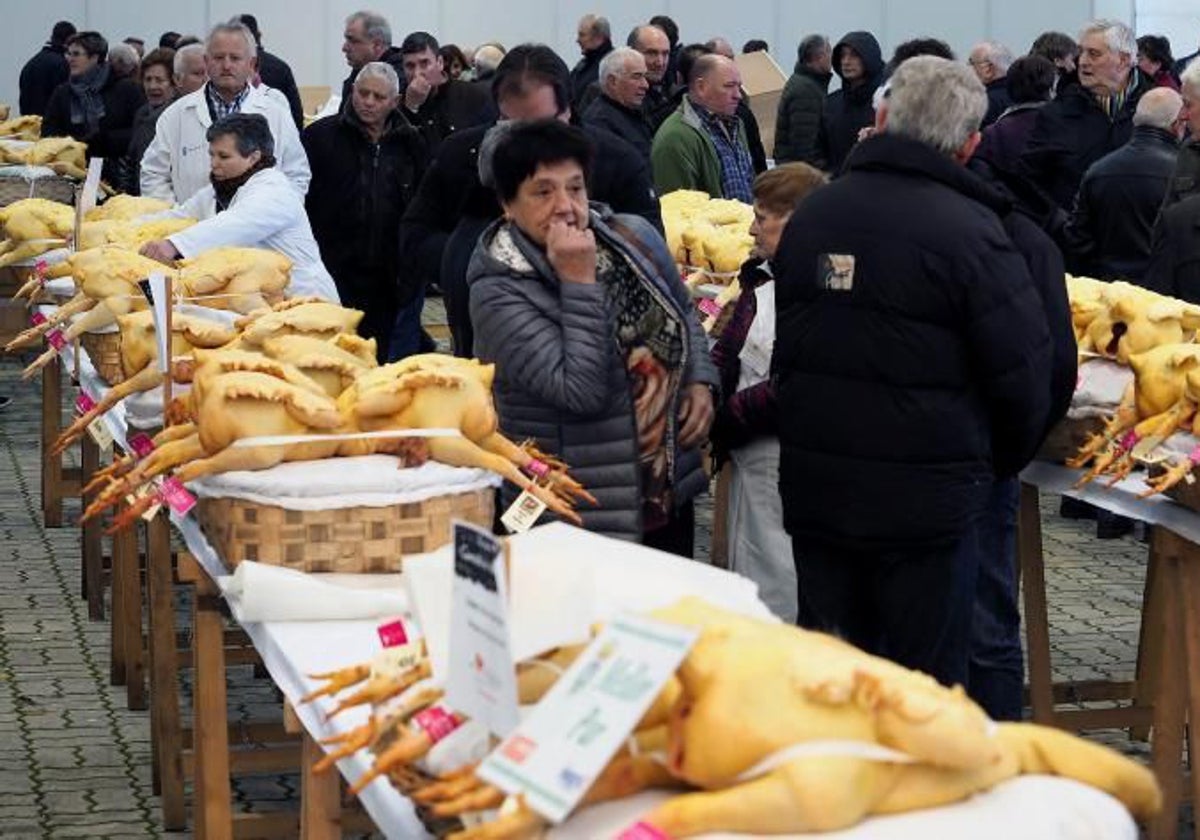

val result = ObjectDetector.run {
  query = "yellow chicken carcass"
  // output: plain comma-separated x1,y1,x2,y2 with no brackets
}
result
76,216,198,251
22,136,88,179
1082,281,1200,363
452,599,1160,840
0,115,42,140
233,298,364,348
339,355,594,522
0,197,75,266
177,247,291,310
699,227,754,275
86,194,172,221
1065,274,1108,344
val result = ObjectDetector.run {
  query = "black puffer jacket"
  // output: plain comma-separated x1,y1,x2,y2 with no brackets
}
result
258,49,304,130
1064,125,1179,282
1145,193,1200,302
1162,138,1200,209
42,71,146,186
1019,74,1154,210
401,79,494,153
583,94,654,160
774,64,831,166
773,134,1053,551
302,109,426,309
819,32,883,173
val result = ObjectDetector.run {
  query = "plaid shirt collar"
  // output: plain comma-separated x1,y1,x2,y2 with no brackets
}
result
687,96,754,203
206,82,251,121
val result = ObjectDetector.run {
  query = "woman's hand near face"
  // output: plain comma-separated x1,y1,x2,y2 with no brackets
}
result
677,383,714,449
546,221,596,285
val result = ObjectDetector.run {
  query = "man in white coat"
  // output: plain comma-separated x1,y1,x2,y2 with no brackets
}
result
139,113,338,302
140,19,310,203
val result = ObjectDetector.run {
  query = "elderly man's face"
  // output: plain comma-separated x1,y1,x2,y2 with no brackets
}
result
175,55,207,95
343,20,385,69
1183,85,1200,139
607,53,649,108
205,32,255,98
352,75,397,129
577,18,604,53
695,60,742,116
635,28,670,85
968,46,999,84
1078,32,1131,95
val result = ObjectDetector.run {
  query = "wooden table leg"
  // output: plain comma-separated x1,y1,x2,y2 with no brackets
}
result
1173,540,1200,835
1131,543,1164,742
1019,482,1056,725
147,514,185,830
286,703,342,840
1147,528,1187,840
40,355,64,528
189,555,233,840
109,525,128,688
115,522,146,711
80,434,104,620
710,462,731,570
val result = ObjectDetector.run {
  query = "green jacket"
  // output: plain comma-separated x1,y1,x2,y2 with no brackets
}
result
650,95,747,198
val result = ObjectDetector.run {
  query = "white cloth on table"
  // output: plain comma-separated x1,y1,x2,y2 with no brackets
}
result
727,436,798,623
217,561,407,623
1069,359,1132,419
147,167,339,301
139,83,310,204
186,454,499,510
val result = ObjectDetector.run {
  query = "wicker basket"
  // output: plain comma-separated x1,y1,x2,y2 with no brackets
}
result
0,173,75,207
197,486,495,573
80,331,124,385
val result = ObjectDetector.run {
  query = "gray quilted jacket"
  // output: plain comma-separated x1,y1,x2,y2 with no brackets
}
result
467,205,720,541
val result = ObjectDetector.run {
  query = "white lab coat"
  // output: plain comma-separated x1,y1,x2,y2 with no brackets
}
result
158,167,339,302
139,84,310,203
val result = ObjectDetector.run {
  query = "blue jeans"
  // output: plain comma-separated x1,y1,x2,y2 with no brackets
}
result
968,477,1024,720
387,288,426,362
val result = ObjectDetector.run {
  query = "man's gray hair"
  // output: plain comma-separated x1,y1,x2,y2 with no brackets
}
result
1133,87,1184,130
107,43,139,76
1182,56,1200,94
976,41,1013,73
174,43,205,77
599,47,640,85
473,44,505,78
355,61,400,96
1080,19,1136,58
207,18,257,57
885,56,986,156
581,15,610,41
797,34,830,65
346,10,391,46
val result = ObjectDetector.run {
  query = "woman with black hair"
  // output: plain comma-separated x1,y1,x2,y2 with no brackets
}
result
1138,35,1180,90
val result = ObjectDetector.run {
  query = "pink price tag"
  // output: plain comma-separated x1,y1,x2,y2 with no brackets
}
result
46,330,65,351
34,259,47,279
697,298,723,318
1119,431,1139,452
30,312,46,326
1189,446,1200,465
617,822,673,840
376,620,408,648
159,477,196,516
127,433,155,459
525,458,550,479
411,706,460,745
75,393,96,415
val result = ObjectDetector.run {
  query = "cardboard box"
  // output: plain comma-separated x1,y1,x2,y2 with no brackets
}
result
735,51,788,160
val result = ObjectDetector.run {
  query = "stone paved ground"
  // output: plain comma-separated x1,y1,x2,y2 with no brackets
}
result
0,318,1191,837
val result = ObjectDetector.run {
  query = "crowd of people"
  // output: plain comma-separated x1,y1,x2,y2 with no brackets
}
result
14,11,1200,720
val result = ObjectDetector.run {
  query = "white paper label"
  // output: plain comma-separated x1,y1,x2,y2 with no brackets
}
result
147,273,171,373
86,417,114,452
79,157,104,215
501,489,548,534
477,614,698,824
444,521,520,739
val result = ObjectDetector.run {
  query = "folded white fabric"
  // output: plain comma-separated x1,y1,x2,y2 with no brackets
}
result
218,560,408,622
1069,359,1132,419
187,454,499,510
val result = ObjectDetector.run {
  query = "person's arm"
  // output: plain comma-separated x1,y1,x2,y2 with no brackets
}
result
469,228,614,417
167,178,298,257
651,128,701,195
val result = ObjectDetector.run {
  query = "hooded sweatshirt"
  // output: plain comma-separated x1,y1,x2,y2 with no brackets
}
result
820,31,884,173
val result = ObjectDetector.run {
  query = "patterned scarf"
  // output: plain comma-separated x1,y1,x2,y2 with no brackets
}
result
67,63,109,139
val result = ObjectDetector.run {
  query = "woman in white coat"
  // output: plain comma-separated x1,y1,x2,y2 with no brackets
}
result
139,113,340,301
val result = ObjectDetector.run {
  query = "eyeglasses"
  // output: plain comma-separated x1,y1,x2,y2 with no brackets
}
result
66,50,90,58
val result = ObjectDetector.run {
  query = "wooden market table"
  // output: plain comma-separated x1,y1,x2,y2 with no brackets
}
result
1019,462,1200,840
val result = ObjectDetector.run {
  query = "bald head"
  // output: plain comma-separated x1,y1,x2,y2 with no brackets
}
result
629,24,670,84
691,54,741,116
705,37,735,60
1134,86,1185,135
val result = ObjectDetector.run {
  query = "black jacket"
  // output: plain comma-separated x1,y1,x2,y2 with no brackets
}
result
739,99,768,175
643,83,675,133
124,100,171,195
19,44,69,116
1162,138,1200,209
774,64,831,166
340,47,406,106
570,41,613,115
400,120,662,356
257,49,304,130
1020,74,1154,210
42,72,146,185
1145,193,1200,303
583,94,654,160
401,78,494,153
819,32,884,173
983,78,1013,128
302,109,426,307
773,133,1053,551
1064,125,1179,282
